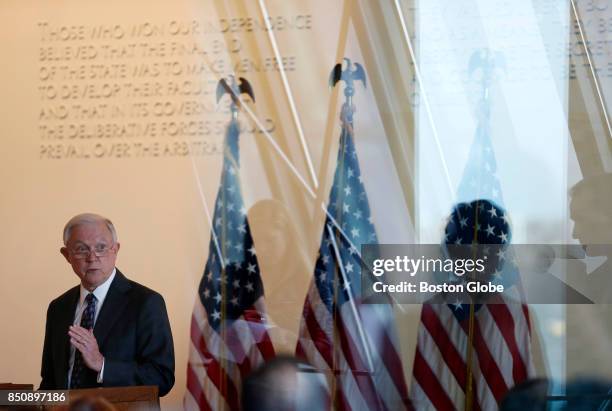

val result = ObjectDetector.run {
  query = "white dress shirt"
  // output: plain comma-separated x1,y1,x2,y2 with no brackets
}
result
67,268,116,387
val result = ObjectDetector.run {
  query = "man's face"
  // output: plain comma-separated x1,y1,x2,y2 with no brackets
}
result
253,217,289,264
570,193,612,256
60,221,120,290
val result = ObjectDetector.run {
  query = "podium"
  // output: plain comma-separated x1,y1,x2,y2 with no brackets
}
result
45,386,160,411
0,385,34,391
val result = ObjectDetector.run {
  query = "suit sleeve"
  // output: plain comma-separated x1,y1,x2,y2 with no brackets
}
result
102,292,175,396
40,302,56,390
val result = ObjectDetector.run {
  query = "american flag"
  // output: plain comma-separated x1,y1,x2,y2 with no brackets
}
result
411,107,534,409
185,119,275,411
295,105,411,410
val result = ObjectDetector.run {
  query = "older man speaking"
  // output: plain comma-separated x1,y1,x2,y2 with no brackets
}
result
40,213,174,396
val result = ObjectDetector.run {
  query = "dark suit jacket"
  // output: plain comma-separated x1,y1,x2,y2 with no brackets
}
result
40,270,175,396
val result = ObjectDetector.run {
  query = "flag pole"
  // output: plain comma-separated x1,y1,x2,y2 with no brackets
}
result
465,301,475,411
215,76,256,406
464,205,481,411
327,59,380,406
462,51,498,410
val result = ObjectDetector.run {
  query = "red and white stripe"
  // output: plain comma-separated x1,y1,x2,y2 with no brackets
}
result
185,296,275,410
296,281,412,411
411,296,533,410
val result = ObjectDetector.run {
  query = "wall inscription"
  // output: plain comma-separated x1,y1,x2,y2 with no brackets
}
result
36,16,311,159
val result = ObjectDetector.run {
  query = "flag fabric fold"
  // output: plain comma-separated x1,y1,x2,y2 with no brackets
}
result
186,119,275,411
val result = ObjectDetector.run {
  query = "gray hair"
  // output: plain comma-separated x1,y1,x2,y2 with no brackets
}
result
63,213,118,245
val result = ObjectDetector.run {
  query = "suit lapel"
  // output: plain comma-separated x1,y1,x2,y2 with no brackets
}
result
94,270,131,348
57,287,80,388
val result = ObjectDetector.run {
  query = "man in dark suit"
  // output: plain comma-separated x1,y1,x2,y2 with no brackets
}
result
40,213,174,396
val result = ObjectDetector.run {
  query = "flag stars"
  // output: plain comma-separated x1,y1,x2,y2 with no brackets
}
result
237,224,246,234
230,296,239,306
247,263,257,274
246,282,254,292
322,254,330,265
202,288,210,299
501,213,510,225
485,224,496,237
343,203,351,213
347,168,354,178
459,217,468,228
211,310,221,321
344,186,352,196
248,246,257,256
488,206,498,218
232,279,240,288
214,292,222,304
498,231,508,243
345,262,354,273
351,228,360,238
353,210,362,220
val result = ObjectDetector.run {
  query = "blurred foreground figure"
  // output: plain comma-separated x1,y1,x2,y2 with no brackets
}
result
563,377,612,411
69,396,117,411
241,356,329,411
499,378,549,411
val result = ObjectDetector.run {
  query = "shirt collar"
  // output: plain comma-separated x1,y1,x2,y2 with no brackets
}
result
79,268,116,306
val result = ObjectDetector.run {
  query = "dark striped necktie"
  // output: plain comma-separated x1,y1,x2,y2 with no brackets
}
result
69,293,97,389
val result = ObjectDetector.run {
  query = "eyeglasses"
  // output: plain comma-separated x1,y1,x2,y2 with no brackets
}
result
69,244,115,260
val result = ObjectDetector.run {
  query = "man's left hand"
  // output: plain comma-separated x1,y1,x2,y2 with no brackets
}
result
69,325,104,372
